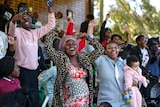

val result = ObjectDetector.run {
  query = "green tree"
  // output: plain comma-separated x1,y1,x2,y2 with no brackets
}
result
108,0,160,42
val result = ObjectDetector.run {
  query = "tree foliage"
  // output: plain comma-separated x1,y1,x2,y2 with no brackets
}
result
109,0,160,42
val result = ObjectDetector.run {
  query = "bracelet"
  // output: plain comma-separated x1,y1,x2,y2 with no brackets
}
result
86,36,91,41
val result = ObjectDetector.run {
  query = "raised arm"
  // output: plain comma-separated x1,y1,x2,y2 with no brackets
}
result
35,0,55,38
100,13,110,43
85,20,104,63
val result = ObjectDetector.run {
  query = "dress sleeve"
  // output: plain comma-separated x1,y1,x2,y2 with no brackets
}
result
35,13,55,38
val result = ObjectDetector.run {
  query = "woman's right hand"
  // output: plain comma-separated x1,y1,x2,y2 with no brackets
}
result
87,20,96,35
11,13,24,24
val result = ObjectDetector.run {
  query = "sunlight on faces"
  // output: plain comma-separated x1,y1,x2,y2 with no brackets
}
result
20,14,32,29
105,30,112,39
138,37,148,48
105,42,119,61
112,36,122,45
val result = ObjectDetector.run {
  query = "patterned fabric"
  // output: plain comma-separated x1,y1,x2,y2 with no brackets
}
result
63,64,89,107
44,34,104,107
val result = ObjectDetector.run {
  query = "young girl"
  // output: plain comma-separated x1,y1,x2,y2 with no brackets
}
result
124,55,149,107
0,56,20,96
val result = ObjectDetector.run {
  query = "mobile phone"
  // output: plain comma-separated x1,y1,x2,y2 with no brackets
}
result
46,0,54,7
19,7,27,13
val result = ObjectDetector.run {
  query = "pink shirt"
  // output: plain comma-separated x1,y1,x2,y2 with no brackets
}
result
8,13,55,70
124,65,148,90
0,77,21,96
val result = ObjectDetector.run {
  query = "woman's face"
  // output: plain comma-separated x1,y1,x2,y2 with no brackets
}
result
138,37,148,48
64,39,78,57
105,42,119,61
20,14,32,30
112,36,122,45
105,30,112,39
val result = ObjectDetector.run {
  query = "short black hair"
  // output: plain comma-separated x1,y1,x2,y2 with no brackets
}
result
0,56,15,78
136,35,144,44
104,28,112,33
86,14,94,20
148,42,158,49
104,41,118,50
111,34,122,41
0,86,41,107
126,55,139,67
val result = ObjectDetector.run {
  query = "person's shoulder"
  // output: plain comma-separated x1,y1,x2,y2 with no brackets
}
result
14,78,20,82
130,45,139,50
95,55,107,62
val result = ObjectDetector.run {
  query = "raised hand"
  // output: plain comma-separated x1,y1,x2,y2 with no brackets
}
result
87,19,96,35
11,13,24,24
7,35,15,46
125,25,130,33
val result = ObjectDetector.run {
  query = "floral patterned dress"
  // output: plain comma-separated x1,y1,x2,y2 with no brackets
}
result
63,64,89,107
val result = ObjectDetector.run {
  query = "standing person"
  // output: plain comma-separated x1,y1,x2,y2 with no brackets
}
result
0,56,20,96
44,20,104,107
130,35,151,98
100,13,112,46
0,31,8,59
79,14,94,52
8,0,55,94
124,55,149,107
94,41,129,107
54,11,64,33
147,42,160,81
130,35,150,76
146,42,160,98
0,0,14,33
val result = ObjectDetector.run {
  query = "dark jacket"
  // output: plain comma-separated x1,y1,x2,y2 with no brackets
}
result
130,46,151,75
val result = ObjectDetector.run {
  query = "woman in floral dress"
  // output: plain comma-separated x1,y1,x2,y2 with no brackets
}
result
44,20,104,107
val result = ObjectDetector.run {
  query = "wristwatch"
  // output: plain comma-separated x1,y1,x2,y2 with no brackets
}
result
86,35,91,41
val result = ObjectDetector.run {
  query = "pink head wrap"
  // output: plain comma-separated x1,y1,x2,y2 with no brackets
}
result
59,35,78,51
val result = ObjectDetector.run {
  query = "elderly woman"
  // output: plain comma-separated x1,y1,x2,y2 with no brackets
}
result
44,20,104,107
94,41,129,107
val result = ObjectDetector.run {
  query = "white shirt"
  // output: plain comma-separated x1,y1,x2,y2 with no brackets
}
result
140,48,149,67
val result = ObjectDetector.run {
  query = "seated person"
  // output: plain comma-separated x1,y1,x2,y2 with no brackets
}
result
0,56,20,96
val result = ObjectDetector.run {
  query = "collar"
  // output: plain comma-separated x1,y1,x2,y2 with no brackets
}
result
3,77,15,81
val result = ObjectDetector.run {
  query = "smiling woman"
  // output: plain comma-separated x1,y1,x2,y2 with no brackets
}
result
44,20,104,107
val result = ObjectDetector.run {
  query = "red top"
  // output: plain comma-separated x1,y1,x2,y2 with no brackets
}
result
0,77,21,96
101,39,109,47
78,38,86,53
66,22,74,35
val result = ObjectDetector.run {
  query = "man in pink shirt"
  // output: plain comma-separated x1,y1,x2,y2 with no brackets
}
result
8,1,55,97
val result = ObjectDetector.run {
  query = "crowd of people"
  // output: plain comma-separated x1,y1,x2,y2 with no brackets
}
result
0,0,160,107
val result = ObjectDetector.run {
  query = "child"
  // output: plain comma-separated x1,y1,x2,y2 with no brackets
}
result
124,55,149,107
0,56,20,96
0,86,41,107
